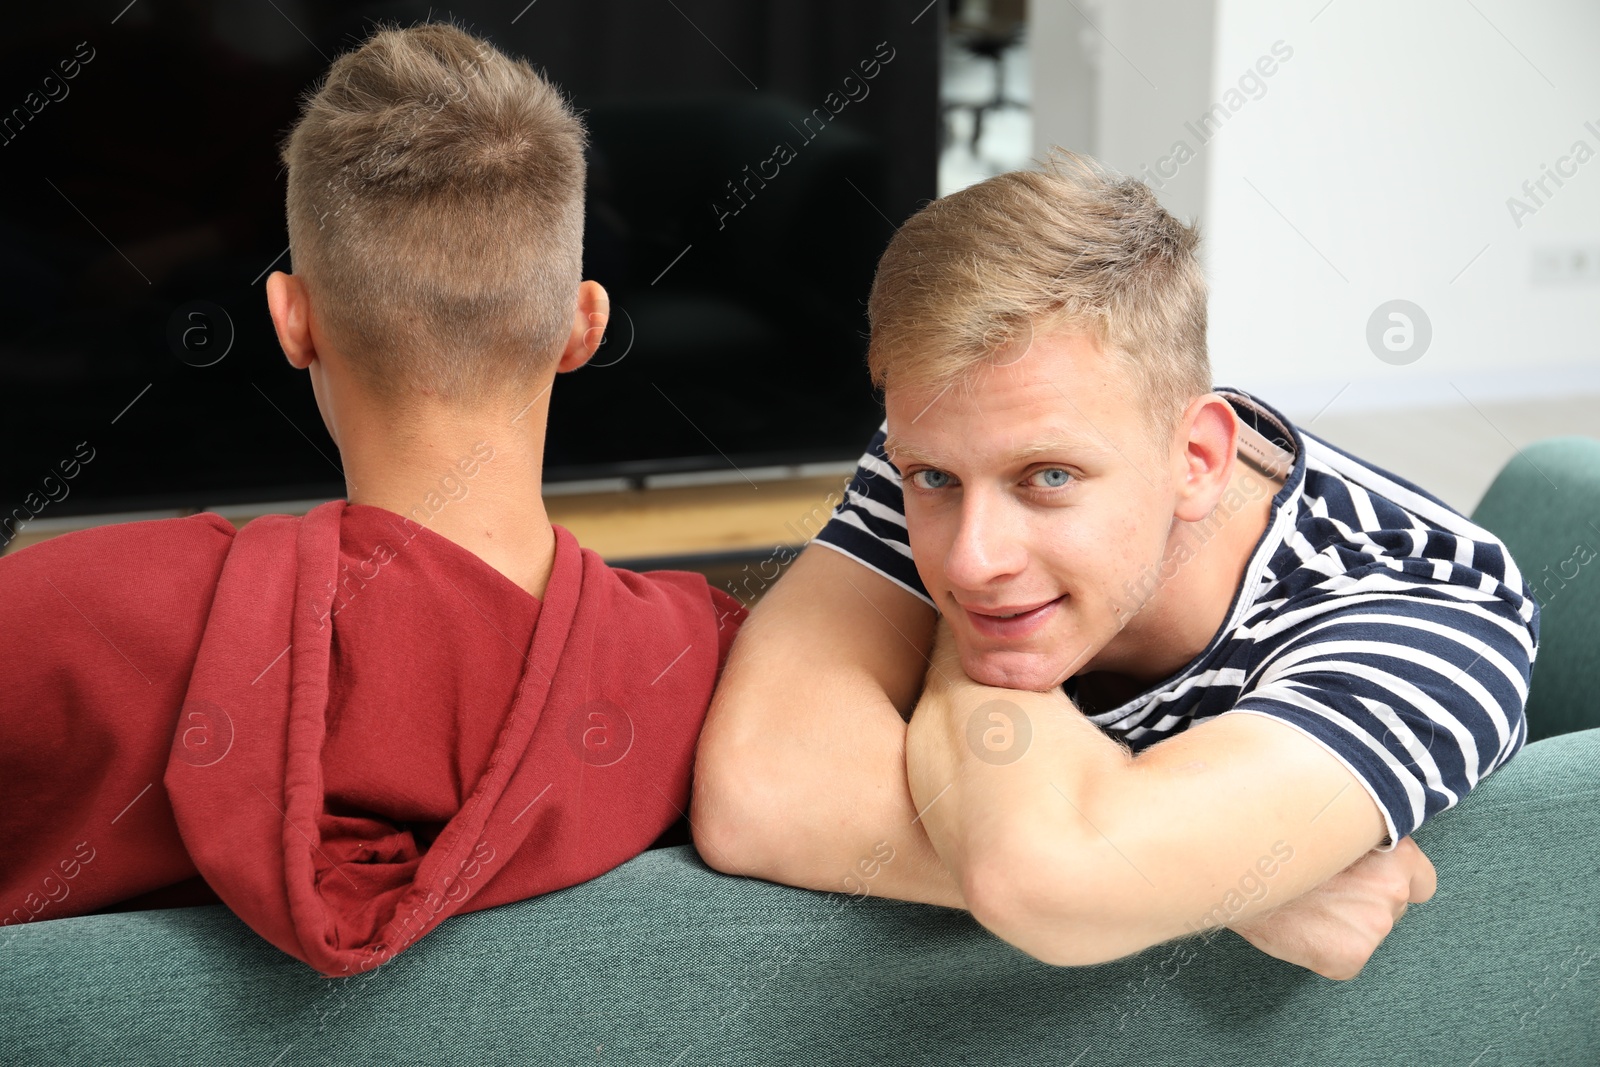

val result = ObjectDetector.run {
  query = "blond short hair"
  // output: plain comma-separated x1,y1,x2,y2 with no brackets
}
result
280,21,586,403
867,152,1210,435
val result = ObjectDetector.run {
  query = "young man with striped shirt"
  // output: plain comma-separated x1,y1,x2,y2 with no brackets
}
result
692,156,1537,978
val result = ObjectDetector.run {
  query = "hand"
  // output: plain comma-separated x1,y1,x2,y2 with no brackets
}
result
1228,836,1438,980
922,616,967,693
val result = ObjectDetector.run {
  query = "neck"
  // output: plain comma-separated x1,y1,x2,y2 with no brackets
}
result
333,381,560,600
1083,458,1279,703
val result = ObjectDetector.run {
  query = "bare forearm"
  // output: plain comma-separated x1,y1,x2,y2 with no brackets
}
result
690,547,964,910
904,630,1393,966
904,648,1127,942
694,689,962,908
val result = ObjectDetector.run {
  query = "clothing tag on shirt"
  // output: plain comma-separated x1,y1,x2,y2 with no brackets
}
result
1236,420,1293,486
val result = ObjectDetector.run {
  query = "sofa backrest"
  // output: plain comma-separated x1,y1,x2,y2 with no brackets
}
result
4,727,1597,1065
1470,435,1600,742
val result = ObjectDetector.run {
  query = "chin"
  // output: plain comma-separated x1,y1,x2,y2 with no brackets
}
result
960,647,1073,692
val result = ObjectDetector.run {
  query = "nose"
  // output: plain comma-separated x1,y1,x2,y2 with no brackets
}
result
942,488,1028,593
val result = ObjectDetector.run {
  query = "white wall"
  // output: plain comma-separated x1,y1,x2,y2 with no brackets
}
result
1032,0,1216,227
1029,2,1098,162
1031,0,1600,416
1204,0,1600,414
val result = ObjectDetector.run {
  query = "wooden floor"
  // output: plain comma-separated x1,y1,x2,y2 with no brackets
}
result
544,474,850,563
3,473,855,604
1294,394,1600,515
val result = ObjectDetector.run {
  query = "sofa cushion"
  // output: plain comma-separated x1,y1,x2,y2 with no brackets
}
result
1471,435,1600,741
4,727,1597,1065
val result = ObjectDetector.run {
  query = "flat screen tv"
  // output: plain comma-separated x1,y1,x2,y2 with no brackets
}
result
0,0,939,529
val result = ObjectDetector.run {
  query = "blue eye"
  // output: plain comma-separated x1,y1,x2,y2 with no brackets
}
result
1031,468,1072,489
911,469,952,490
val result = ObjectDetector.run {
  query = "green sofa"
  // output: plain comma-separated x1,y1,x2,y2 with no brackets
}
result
5,439,1598,1066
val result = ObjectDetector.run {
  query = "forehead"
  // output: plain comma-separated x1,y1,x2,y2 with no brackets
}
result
882,329,1140,459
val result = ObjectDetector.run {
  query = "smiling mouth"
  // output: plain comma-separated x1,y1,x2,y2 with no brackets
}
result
969,597,1060,618
962,594,1066,638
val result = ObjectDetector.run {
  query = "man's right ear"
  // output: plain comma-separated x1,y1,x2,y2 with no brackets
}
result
555,280,610,373
265,271,317,371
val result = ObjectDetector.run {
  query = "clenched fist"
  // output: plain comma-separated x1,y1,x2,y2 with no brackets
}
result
1229,836,1438,980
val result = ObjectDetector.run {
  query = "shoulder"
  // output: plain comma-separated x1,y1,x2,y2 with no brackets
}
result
2,512,237,606
2,511,236,578
1234,436,1537,755
596,559,743,622
811,419,932,604
1222,417,1539,719
573,543,749,666
0,513,238,678
1266,433,1536,638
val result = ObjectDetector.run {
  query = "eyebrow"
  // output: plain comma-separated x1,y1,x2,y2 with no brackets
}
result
883,428,1104,470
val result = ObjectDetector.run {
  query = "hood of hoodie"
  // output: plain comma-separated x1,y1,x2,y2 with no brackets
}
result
165,500,734,976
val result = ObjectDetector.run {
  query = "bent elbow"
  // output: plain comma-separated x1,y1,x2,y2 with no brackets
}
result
689,736,780,879
688,788,748,878
962,838,1139,969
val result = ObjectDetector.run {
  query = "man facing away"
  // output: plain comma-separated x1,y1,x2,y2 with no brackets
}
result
1,22,744,976
693,156,1536,979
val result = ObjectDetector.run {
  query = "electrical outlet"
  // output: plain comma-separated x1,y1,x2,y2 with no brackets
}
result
1531,245,1600,285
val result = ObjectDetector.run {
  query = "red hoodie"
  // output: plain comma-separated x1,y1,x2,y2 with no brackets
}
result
0,501,745,975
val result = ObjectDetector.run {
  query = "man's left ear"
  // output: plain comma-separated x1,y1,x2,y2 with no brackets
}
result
1172,394,1239,523
555,280,610,373
265,271,317,371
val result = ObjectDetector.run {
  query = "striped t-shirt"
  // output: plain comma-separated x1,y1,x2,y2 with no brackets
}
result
812,387,1539,849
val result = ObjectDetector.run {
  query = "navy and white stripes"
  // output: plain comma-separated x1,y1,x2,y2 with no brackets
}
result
813,388,1539,849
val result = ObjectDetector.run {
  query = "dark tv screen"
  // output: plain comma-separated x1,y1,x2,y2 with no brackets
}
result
0,1,939,523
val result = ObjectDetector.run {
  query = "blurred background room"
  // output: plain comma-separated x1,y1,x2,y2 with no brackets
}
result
3,0,1595,574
